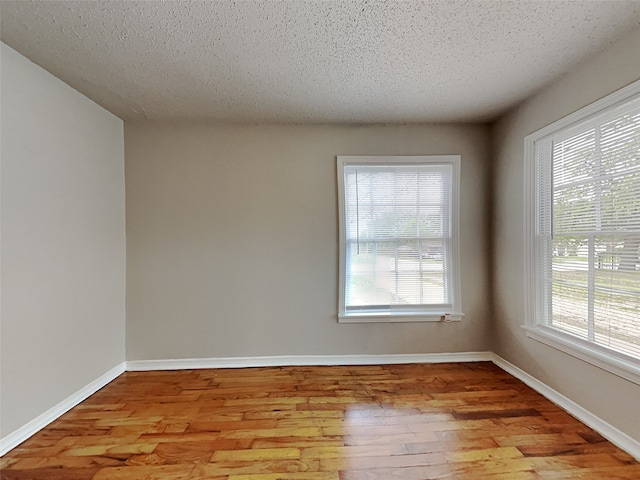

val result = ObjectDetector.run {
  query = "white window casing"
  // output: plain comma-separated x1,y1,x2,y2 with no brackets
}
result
524,79,640,385
337,155,463,323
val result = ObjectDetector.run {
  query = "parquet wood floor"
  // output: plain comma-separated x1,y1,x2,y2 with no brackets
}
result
2,362,639,479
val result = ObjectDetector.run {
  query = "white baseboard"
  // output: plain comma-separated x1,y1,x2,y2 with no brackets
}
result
0,362,126,457
125,351,494,371
490,353,640,461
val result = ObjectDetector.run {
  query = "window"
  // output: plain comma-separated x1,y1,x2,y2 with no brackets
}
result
337,155,463,323
524,80,640,384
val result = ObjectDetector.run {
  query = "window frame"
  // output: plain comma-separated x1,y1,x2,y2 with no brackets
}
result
337,155,463,323
523,79,640,385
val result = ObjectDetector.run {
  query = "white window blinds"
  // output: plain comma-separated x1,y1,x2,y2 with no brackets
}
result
337,156,462,322
535,95,640,360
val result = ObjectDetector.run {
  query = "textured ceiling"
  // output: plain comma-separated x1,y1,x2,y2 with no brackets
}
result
2,0,640,123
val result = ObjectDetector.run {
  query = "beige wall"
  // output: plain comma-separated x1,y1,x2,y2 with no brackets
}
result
6,20,638,451
0,44,126,437
125,123,492,360
492,27,640,441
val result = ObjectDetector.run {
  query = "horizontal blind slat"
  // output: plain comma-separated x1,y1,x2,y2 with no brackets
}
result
343,163,453,309
540,95,640,361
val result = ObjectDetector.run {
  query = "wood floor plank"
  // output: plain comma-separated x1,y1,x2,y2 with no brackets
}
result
0,466,102,480
319,451,446,470
1,362,638,479
91,464,195,479
8,455,125,470
227,472,338,480
193,458,320,476
211,447,301,462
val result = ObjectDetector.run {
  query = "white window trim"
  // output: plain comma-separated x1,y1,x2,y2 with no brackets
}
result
337,155,463,323
523,78,640,385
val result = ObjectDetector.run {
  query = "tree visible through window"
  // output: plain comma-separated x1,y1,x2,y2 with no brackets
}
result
549,109,640,357
337,156,462,323
525,81,640,382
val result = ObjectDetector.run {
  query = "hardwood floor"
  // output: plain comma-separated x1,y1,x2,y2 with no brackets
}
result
2,362,639,479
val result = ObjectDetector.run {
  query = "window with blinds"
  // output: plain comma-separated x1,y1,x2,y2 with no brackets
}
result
337,156,462,323
525,80,640,383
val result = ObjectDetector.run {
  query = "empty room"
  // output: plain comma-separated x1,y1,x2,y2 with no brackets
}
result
1,1,639,479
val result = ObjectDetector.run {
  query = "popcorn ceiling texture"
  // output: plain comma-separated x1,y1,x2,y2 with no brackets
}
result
1,0,639,123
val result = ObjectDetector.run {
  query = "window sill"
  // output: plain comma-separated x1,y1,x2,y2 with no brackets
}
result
339,312,464,324
522,324,640,386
